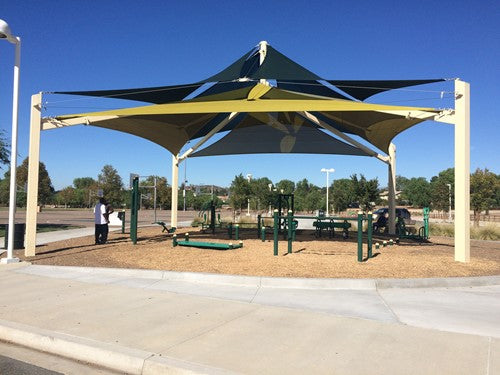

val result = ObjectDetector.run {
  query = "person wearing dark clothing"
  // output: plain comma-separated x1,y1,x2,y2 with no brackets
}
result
94,198,109,244
373,212,388,233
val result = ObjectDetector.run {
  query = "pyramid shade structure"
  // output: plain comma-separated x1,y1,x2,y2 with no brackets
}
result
24,42,471,265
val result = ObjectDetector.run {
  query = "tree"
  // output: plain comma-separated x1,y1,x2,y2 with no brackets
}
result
15,158,55,206
97,164,124,206
351,174,379,212
400,177,431,207
73,177,96,189
470,168,498,226
154,177,171,210
304,188,323,213
0,170,11,204
71,177,98,207
0,130,9,167
396,175,410,191
249,177,273,211
294,178,313,212
229,174,251,211
430,168,454,212
395,175,410,204
276,179,295,194
56,186,76,208
330,178,356,213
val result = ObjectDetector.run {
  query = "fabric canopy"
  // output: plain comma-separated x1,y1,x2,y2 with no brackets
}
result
190,116,371,157
48,42,443,159
53,43,444,105
54,83,439,155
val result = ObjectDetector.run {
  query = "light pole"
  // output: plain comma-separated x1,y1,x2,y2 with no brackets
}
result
321,168,335,217
1,19,21,264
446,183,452,222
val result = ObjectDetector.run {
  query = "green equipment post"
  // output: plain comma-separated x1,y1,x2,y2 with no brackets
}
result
357,212,363,262
287,210,293,254
257,214,261,238
273,209,279,256
130,176,139,244
367,212,373,258
423,207,430,239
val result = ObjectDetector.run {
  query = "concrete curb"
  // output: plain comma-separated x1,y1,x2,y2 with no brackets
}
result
16,263,500,290
0,319,233,375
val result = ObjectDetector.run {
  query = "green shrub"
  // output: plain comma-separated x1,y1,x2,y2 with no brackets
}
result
191,217,204,227
429,223,454,237
471,225,500,241
429,223,500,240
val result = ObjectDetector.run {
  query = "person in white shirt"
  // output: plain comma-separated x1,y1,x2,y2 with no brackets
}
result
94,197,109,244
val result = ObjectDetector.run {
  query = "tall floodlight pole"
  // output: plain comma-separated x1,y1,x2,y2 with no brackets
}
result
321,168,335,217
446,183,452,222
1,19,21,264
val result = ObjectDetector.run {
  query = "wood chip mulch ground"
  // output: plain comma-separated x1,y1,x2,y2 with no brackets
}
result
9,227,500,279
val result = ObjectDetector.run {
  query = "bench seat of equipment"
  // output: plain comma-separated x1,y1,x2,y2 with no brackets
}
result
175,241,243,250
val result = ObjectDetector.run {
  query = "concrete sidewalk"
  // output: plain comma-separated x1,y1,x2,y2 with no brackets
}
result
0,220,193,249
0,263,499,374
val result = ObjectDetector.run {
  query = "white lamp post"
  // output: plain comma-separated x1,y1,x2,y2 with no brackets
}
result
446,183,452,222
321,168,335,217
1,19,21,264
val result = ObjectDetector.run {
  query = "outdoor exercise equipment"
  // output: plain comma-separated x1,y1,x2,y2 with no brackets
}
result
227,223,240,240
312,218,351,239
130,176,139,244
154,221,176,234
172,233,243,250
275,193,294,230
117,211,126,234
271,211,374,262
199,200,223,234
396,207,430,241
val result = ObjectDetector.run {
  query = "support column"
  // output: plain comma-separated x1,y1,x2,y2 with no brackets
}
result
170,154,179,228
25,93,42,257
388,143,396,234
454,80,470,262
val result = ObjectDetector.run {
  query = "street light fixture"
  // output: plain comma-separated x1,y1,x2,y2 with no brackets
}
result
1,19,21,264
321,168,335,217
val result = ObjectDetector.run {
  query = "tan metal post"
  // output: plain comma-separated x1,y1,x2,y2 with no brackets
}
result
388,143,396,234
454,80,470,262
170,154,179,228
25,93,42,256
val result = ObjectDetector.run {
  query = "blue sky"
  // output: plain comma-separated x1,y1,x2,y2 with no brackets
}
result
0,0,498,190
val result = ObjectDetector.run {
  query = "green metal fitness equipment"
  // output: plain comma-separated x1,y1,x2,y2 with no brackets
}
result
272,211,374,262
130,176,175,244
172,233,243,250
130,176,139,244
154,221,176,234
199,200,223,234
396,207,430,241
276,193,294,231
312,218,351,239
